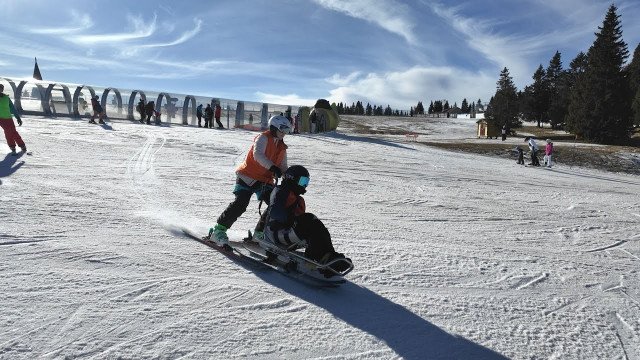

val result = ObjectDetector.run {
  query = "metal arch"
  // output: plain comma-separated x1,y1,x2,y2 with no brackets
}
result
182,95,197,125
235,101,245,126
72,85,97,118
155,92,172,123
101,87,123,117
0,77,18,100
260,103,269,130
127,90,147,120
16,81,47,115
44,83,73,115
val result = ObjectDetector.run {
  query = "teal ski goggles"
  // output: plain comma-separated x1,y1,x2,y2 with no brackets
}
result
298,176,310,187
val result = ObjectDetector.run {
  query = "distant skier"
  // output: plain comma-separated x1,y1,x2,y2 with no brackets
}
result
209,115,291,245
525,137,540,166
0,84,26,155
264,165,351,275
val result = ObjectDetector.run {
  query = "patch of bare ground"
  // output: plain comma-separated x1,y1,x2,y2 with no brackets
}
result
422,141,640,175
340,117,640,175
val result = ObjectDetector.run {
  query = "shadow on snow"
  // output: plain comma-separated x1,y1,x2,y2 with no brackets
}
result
0,153,25,182
189,238,509,360
296,131,417,151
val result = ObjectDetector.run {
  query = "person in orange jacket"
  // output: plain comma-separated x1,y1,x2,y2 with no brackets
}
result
209,115,291,245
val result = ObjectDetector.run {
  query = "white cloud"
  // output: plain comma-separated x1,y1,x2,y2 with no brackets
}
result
325,66,496,110
255,92,317,106
313,0,417,45
140,18,202,48
70,14,157,45
28,10,93,35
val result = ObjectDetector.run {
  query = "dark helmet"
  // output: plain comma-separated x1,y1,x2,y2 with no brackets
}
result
283,165,310,194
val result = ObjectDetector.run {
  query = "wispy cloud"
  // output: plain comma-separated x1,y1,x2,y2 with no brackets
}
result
140,18,202,48
70,14,157,45
313,0,417,45
28,10,93,35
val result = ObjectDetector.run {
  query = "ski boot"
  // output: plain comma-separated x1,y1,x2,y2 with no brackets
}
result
208,224,229,246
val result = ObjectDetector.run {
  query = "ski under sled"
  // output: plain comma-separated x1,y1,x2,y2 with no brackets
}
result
181,228,349,287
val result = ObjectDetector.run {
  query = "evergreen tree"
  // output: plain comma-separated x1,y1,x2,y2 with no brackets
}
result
633,90,640,127
546,51,568,129
428,101,434,114
485,67,520,129
366,103,373,116
434,100,443,113
461,98,469,113
519,86,534,121
415,101,424,114
628,43,640,126
443,100,450,112
566,4,631,143
530,64,549,127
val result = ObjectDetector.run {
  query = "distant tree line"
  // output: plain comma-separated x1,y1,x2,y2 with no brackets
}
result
334,101,409,117
412,99,484,115
485,4,639,145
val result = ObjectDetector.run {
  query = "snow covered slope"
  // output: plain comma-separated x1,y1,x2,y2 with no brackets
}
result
1,116,638,359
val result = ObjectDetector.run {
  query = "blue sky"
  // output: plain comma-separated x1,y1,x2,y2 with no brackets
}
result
1,0,639,109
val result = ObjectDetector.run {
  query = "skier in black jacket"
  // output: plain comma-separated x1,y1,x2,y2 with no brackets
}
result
264,165,351,275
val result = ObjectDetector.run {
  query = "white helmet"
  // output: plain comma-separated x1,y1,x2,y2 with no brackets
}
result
268,115,291,133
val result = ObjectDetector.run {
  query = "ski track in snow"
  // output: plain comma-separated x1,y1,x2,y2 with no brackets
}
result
1,116,639,359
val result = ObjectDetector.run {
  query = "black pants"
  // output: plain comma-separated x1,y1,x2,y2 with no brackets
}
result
293,213,335,262
531,150,540,166
517,151,524,164
204,117,212,128
197,113,202,127
217,178,273,230
215,117,224,128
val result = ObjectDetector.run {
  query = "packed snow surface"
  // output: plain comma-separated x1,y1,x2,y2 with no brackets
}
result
1,116,639,359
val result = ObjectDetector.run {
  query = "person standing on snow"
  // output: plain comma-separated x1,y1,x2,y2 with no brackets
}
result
209,115,291,245
196,104,203,127
525,136,540,166
0,84,26,155
544,139,554,168
214,103,223,128
144,101,155,125
89,95,106,124
204,104,213,128
137,98,146,123
265,165,351,276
